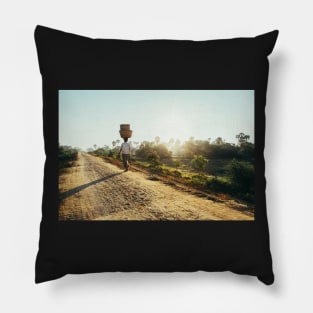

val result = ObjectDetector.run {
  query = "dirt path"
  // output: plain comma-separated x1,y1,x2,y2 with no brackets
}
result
58,152,254,221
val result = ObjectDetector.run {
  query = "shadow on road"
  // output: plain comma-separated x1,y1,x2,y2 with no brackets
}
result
59,172,123,201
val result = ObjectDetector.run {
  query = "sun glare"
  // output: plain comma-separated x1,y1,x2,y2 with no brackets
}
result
155,110,192,143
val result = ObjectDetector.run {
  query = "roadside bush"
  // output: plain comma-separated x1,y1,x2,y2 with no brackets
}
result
226,159,254,193
205,177,232,193
149,164,163,173
190,155,208,171
92,148,109,157
190,174,207,186
59,145,78,168
108,150,117,158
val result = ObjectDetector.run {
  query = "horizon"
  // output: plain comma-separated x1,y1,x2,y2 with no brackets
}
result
59,90,254,151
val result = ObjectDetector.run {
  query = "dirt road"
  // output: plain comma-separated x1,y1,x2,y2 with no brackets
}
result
58,152,254,221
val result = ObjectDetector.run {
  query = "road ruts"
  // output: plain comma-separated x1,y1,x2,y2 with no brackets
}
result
58,152,254,221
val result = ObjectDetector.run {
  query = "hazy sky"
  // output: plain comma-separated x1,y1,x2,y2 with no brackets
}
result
59,90,254,150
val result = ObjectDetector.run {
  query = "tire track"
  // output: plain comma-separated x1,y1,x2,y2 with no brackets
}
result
58,152,254,221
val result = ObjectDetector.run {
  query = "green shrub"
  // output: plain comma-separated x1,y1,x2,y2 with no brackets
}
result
191,174,207,186
108,150,116,158
59,145,78,168
226,159,254,193
205,177,232,193
149,164,163,173
92,148,109,157
190,155,208,171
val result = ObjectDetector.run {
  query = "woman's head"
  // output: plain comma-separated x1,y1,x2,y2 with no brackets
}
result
123,137,128,142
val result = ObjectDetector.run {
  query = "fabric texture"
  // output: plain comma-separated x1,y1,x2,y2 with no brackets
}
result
121,142,131,154
122,154,130,170
34,25,278,285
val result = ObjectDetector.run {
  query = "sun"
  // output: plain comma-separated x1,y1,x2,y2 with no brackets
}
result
155,110,192,143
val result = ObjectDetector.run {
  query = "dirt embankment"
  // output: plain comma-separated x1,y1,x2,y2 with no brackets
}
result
58,152,254,221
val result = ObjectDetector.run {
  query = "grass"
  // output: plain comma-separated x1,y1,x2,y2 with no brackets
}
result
133,158,254,204
103,155,254,204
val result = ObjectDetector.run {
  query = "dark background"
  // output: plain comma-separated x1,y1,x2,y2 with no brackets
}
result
35,26,278,284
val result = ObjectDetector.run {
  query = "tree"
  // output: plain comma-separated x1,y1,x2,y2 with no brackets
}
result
213,137,224,145
226,159,254,193
236,132,250,145
238,142,254,161
93,144,97,150
155,143,171,158
112,141,116,147
135,141,154,159
147,151,161,166
182,138,196,158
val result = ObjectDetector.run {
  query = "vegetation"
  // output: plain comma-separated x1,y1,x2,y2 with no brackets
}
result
86,133,255,203
59,145,79,168
226,159,255,196
190,155,208,171
136,141,171,160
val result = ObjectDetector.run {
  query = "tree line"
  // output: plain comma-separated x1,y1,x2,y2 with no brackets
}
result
63,133,255,202
88,133,254,163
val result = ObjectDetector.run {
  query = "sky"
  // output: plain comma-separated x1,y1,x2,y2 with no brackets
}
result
59,90,254,151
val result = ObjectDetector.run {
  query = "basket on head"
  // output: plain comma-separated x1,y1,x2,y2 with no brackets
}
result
120,124,130,131
119,124,132,138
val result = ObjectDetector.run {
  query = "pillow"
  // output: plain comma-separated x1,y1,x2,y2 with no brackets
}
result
34,25,278,285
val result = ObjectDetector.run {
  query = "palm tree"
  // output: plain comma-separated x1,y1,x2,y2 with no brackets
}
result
244,135,250,142
236,132,250,144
